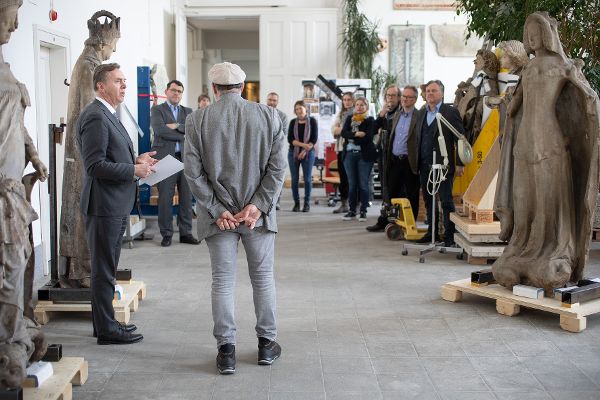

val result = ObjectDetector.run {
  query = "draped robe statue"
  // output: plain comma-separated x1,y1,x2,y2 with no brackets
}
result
0,0,48,389
59,10,120,288
492,12,600,292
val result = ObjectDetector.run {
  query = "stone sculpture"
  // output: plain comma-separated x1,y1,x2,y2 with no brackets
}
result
59,10,120,288
454,49,500,143
492,12,600,292
0,0,49,389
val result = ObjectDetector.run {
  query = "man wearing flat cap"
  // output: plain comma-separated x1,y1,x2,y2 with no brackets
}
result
184,62,286,374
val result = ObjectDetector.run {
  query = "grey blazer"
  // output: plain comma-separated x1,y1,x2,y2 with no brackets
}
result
184,93,286,240
77,99,136,217
150,101,192,159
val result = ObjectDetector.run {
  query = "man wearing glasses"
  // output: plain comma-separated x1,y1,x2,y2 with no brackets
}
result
151,80,200,247
367,85,420,232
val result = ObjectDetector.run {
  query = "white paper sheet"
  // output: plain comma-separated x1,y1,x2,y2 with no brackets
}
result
138,154,183,186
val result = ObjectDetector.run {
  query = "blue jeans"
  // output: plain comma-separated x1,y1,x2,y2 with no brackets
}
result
344,150,373,213
288,149,315,204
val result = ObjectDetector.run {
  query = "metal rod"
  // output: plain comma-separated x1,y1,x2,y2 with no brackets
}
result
48,123,58,281
431,151,436,245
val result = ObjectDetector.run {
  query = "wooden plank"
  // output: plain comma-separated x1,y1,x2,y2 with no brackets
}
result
454,233,505,258
442,278,600,319
24,357,87,400
34,281,146,325
455,225,503,243
450,212,500,235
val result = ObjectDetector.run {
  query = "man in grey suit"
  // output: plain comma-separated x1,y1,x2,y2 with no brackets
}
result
184,62,286,374
151,80,200,247
266,91,288,210
77,63,156,344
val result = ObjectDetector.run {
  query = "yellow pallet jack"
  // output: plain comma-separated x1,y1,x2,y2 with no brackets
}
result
385,198,428,242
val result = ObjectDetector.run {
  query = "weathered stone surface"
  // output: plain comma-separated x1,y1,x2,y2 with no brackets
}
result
492,12,600,292
430,25,483,57
59,10,120,288
0,1,48,389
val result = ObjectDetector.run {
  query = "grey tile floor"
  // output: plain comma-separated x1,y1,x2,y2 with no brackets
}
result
40,191,600,399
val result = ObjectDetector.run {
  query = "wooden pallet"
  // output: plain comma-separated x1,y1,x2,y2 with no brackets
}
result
454,232,505,265
455,225,503,243
441,278,600,332
34,280,147,325
23,357,88,400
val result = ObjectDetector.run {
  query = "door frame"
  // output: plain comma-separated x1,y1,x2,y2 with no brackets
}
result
32,25,71,275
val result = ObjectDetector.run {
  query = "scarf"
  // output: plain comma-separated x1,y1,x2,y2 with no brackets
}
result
293,117,311,160
351,111,367,133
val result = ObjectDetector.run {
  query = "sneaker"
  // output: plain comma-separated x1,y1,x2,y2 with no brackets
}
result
216,343,236,374
358,212,367,221
258,338,281,365
342,211,356,221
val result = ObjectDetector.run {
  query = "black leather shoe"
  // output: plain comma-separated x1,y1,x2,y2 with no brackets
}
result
161,236,172,247
180,235,200,245
93,322,137,337
258,338,281,365
292,202,300,212
97,330,143,345
366,223,385,232
302,203,310,212
216,343,236,374
444,241,459,248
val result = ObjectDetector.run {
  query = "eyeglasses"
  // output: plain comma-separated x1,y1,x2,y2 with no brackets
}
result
385,93,398,98
401,95,417,99
169,88,183,94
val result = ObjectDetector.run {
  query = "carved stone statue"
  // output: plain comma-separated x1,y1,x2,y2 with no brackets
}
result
0,0,49,389
454,49,500,143
492,12,600,292
59,10,120,288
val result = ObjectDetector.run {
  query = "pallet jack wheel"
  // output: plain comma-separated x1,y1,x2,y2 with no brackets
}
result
385,224,404,241
419,256,425,263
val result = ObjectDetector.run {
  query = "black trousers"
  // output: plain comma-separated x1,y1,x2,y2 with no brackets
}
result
336,151,349,200
158,152,193,238
376,155,420,226
85,215,127,336
419,165,455,240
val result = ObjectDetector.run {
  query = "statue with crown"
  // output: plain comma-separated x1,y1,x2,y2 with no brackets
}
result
0,0,50,389
59,10,120,289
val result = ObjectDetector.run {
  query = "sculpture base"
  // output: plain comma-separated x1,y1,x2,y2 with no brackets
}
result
441,278,600,333
23,357,87,400
0,388,22,400
34,280,147,325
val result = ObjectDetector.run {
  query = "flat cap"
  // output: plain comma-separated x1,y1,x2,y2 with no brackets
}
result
208,62,246,85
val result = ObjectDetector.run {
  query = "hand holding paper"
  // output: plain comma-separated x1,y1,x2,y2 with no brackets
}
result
139,154,183,186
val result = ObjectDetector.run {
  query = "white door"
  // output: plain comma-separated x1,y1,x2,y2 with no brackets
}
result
175,8,189,104
34,46,52,272
260,9,338,116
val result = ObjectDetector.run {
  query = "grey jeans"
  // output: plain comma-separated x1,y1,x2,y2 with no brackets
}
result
205,225,277,347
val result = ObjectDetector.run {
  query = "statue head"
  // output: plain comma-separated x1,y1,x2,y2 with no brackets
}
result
84,10,120,61
0,0,22,46
523,12,566,60
475,49,500,77
0,343,26,390
497,40,529,72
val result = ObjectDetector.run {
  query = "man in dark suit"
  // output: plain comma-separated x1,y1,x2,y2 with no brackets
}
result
367,85,421,232
151,80,199,247
77,63,156,344
414,80,465,247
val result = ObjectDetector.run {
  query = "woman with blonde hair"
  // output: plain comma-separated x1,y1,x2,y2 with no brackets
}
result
331,92,354,213
341,97,376,221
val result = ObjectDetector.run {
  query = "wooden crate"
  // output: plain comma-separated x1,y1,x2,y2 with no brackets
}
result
34,281,147,325
441,278,600,332
24,357,88,400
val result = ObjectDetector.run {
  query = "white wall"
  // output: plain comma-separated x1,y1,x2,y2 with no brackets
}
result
349,0,477,103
